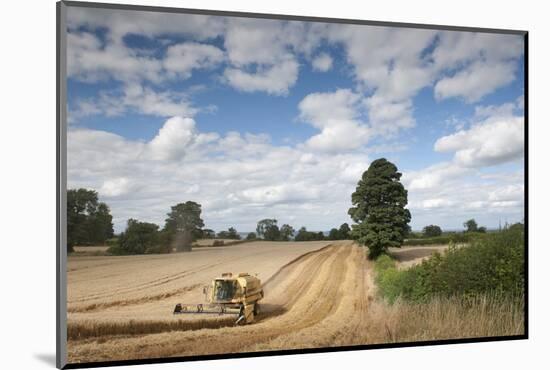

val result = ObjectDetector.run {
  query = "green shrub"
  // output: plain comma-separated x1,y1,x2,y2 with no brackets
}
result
375,228,524,303
212,240,225,246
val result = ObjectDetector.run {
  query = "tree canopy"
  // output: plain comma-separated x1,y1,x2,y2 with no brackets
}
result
67,188,114,252
348,158,411,259
256,219,280,241
463,219,478,232
279,224,295,241
422,225,442,238
164,201,204,252
217,227,241,240
294,226,325,241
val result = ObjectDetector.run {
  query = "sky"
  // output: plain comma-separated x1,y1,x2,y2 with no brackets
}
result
66,7,525,233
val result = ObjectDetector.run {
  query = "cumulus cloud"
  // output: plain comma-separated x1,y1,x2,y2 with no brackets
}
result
164,42,225,79
298,89,371,152
402,98,525,229
67,7,225,42
70,83,199,121
65,10,525,231
312,53,333,72
67,31,164,83
404,162,469,191
67,116,372,232
100,178,135,197
434,61,517,102
434,113,524,167
149,117,199,161
432,32,524,102
223,58,299,95
221,18,306,95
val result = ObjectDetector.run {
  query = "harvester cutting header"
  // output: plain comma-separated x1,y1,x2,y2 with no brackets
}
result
173,272,264,325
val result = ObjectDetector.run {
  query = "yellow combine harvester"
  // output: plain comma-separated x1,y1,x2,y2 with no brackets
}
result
173,272,264,324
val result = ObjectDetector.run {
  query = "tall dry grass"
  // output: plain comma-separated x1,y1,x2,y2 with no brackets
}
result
364,293,524,343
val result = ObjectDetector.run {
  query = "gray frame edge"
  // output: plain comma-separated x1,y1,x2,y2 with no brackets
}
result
56,1,68,368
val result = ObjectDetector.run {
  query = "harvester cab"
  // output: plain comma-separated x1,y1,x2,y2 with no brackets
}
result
173,272,264,325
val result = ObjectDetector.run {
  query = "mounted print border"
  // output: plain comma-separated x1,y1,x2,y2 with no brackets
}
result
57,1,528,368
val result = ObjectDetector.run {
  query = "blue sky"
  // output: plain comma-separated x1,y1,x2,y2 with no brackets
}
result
66,7,525,233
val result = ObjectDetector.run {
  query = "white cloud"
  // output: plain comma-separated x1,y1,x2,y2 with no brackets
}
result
434,115,524,167
432,32,524,72
488,184,524,202
67,31,164,84
220,18,307,95
312,53,333,72
420,198,456,209
67,117,373,232
70,83,199,121
223,58,299,95
432,32,524,102
164,42,225,79
298,89,371,152
404,162,469,191
67,7,225,42
402,98,525,229
100,178,134,197
434,61,517,102
363,96,415,136
149,117,198,161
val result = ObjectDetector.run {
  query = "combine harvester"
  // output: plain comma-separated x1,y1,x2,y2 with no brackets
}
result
173,272,264,325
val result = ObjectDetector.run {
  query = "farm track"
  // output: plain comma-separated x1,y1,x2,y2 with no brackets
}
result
67,242,372,363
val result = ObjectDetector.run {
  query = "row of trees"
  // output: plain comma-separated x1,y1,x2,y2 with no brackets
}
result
416,220,487,239
67,191,206,254
255,219,351,242
111,201,204,254
67,188,355,255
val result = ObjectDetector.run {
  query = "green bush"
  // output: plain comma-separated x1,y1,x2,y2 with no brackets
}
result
212,240,225,246
375,228,524,303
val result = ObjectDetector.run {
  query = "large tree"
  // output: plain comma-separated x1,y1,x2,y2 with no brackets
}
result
116,219,160,255
422,225,442,238
279,224,295,241
339,223,351,239
256,219,280,241
164,201,204,252
67,188,114,253
463,219,479,232
348,158,411,259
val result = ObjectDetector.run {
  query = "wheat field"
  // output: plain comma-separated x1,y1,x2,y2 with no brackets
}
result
66,241,523,364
